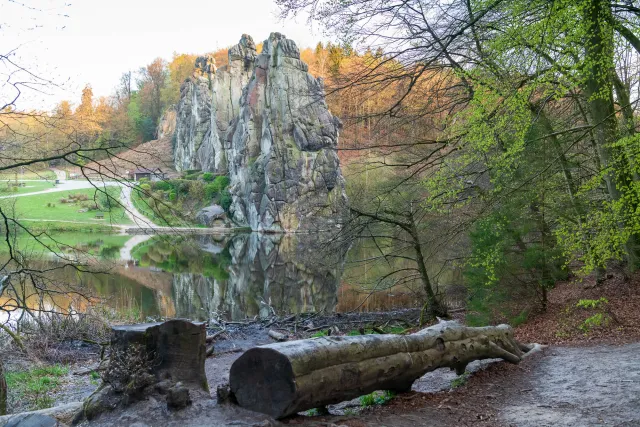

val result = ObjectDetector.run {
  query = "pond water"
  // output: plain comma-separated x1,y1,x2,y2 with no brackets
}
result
1,232,464,322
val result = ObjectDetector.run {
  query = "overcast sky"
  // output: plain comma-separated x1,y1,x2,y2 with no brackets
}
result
1,0,324,110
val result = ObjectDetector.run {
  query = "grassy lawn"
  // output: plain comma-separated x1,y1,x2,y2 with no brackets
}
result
131,188,199,227
6,365,69,411
0,170,57,180
9,187,132,225
0,180,56,195
19,221,120,233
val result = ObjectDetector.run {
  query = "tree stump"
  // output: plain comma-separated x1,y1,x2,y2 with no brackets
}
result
83,319,208,420
230,320,533,418
109,319,208,390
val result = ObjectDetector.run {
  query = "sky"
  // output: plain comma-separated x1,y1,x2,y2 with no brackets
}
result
1,0,325,110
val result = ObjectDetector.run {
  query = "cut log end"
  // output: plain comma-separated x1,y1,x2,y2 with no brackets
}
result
230,348,296,418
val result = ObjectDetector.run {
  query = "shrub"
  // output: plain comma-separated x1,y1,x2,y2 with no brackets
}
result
169,192,177,202
205,183,218,200
177,181,190,195
96,192,113,211
153,181,172,191
212,175,230,192
188,180,205,199
202,172,214,182
580,313,609,332
140,183,151,192
184,173,200,181
451,372,470,388
359,390,395,407
219,189,233,212
576,298,608,309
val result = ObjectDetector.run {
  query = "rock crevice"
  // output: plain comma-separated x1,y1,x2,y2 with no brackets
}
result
174,33,347,232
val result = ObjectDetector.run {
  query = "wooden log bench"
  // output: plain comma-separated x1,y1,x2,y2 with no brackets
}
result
229,320,535,419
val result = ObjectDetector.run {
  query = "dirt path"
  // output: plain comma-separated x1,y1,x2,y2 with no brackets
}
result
118,185,156,228
293,343,640,427
499,343,640,427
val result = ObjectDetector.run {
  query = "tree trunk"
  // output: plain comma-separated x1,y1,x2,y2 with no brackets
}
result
583,0,640,269
110,319,208,390
0,356,6,416
230,320,532,419
409,215,446,319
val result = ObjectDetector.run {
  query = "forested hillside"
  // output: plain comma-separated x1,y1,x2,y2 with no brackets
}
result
5,2,640,323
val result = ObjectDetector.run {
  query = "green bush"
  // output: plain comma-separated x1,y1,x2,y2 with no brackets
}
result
202,172,214,182
576,298,608,309
184,173,200,181
212,176,230,191
169,192,177,202
153,181,172,191
140,183,151,192
205,183,218,200
219,189,232,212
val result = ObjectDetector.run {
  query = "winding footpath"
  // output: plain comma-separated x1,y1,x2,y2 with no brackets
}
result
1,171,235,236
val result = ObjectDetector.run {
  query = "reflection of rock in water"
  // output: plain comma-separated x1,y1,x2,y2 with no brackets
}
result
171,233,342,321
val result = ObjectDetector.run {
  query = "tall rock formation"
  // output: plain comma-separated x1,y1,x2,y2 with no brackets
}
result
174,33,347,232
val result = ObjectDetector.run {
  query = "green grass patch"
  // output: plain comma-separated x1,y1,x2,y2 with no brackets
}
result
6,365,69,410
19,221,119,233
0,170,57,180
359,390,395,407
0,181,55,195
131,188,204,227
9,187,131,225
451,371,470,388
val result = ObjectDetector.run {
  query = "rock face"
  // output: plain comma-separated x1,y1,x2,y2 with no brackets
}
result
195,204,226,227
174,33,347,232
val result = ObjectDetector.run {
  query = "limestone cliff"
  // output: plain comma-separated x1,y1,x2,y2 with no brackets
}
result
173,33,347,232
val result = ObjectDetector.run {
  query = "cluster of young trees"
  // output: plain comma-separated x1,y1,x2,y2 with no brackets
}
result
279,0,640,321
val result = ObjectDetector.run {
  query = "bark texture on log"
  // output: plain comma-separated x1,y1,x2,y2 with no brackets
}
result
110,319,207,390
230,320,531,418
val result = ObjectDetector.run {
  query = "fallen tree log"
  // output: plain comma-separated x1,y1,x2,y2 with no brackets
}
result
230,320,533,418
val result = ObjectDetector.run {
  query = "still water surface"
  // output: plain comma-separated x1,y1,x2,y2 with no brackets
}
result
3,232,463,321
